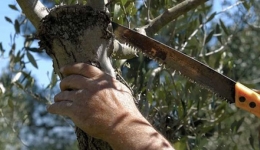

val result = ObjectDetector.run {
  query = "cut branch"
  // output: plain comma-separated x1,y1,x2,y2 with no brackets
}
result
38,5,114,150
140,0,208,36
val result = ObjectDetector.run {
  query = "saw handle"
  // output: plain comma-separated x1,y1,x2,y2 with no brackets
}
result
235,82,260,117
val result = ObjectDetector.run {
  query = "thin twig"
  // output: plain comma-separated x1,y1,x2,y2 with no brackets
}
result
147,0,151,21
199,35,233,57
140,0,208,36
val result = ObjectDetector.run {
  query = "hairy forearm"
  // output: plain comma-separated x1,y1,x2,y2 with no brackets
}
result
106,113,174,150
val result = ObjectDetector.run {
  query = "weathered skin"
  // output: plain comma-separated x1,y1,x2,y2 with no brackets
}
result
47,63,175,150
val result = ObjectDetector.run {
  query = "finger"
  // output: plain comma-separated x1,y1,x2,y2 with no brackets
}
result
60,63,104,78
59,75,93,91
54,90,77,102
47,101,73,117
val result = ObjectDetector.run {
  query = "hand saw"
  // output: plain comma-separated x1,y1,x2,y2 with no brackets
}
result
112,22,260,118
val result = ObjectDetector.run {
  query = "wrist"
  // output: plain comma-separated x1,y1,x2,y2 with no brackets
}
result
104,112,174,150
106,113,150,149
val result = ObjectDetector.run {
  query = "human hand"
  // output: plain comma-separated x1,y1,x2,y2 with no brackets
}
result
47,63,145,140
47,63,174,150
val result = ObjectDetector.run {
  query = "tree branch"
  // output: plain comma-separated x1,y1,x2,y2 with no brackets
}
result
139,0,208,36
16,0,49,29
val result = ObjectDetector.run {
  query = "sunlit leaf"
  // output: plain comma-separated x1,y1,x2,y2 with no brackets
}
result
24,39,33,48
0,83,6,94
1,1,259,149
173,137,187,150
50,70,58,89
11,72,22,83
121,0,127,5
26,51,38,69
54,0,60,5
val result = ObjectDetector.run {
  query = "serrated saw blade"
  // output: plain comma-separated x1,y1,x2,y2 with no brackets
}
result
112,22,260,118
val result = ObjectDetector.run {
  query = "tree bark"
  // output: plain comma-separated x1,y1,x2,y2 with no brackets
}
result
38,5,115,150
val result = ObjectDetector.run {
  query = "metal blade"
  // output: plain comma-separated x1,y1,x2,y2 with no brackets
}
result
112,22,236,103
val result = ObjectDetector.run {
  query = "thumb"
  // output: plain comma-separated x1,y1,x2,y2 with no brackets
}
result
47,101,73,117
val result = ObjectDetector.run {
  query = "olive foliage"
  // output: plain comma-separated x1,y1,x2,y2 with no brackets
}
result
1,0,260,149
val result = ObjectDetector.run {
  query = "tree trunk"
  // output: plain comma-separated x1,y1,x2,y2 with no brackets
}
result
38,5,115,150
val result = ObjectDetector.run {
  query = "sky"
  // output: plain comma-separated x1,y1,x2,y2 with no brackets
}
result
0,0,53,87
0,0,238,88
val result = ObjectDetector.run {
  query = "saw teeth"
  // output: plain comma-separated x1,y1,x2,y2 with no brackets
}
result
179,73,229,103
120,43,231,103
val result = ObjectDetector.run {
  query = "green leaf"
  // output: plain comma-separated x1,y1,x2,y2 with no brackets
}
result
242,2,251,10
125,2,137,16
206,12,216,23
25,77,35,88
219,19,229,35
231,117,244,133
15,82,24,89
232,145,238,150
215,24,222,44
249,133,255,149
11,43,16,51
8,99,14,110
26,51,38,69
121,0,127,5
8,4,19,11
54,0,60,5
14,19,20,34
199,14,205,33
50,71,58,89
5,16,13,24
173,137,187,150
205,30,214,44
0,42,4,55
26,47,42,53
14,51,24,64
199,14,203,25
235,117,244,132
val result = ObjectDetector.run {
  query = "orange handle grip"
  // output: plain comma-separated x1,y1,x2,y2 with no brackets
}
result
235,82,260,117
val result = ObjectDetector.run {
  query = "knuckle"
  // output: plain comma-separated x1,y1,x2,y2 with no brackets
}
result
53,93,60,102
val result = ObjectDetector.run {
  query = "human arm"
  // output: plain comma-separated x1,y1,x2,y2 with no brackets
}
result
47,63,174,150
